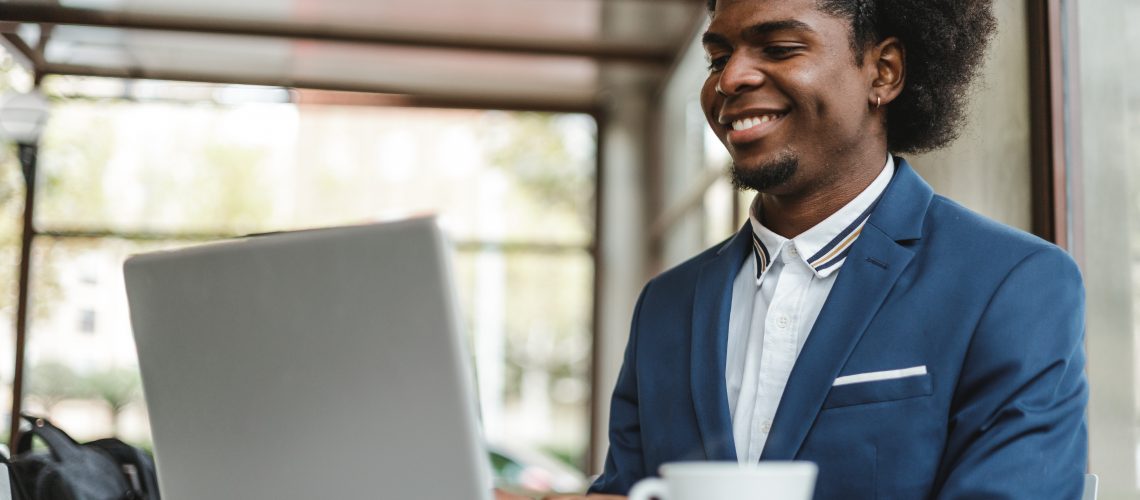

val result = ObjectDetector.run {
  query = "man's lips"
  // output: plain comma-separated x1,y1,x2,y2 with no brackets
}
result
721,111,788,145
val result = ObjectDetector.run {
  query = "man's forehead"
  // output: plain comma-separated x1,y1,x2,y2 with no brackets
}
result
707,0,833,38
709,0,825,26
712,0,820,15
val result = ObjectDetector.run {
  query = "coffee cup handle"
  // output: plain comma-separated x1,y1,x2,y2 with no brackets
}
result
628,478,669,500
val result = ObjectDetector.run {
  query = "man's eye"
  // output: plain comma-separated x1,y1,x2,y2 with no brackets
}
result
707,55,730,72
764,46,801,59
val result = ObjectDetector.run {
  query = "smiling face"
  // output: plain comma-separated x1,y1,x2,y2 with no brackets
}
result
701,0,884,197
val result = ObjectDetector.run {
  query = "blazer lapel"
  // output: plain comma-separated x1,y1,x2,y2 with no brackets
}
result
691,223,752,462
759,158,933,460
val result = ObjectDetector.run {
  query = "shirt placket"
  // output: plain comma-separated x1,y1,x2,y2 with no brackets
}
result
748,248,812,461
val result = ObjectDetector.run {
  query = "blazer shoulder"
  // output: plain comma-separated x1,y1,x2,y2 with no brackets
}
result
926,194,1071,266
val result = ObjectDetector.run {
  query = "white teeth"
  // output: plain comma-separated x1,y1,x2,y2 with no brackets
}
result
731,114,782,131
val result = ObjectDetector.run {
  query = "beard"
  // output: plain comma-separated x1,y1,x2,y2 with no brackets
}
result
730,150,799,191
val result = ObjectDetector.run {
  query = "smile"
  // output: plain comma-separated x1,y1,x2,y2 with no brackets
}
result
731,113,786,131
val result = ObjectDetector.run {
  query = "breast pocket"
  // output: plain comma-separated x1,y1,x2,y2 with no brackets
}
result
822,373,933,410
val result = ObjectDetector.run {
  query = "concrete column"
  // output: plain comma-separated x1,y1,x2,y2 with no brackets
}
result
658,21,715,270
592,79,653,473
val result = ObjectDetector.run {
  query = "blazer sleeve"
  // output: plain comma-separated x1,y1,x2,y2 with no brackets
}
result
588,282,652,495
934,246,1088,499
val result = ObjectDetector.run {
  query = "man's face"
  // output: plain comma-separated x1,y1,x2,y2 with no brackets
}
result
701,0,877,195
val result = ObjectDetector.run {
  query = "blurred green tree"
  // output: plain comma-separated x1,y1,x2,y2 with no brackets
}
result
26,361,87,413
84,367,142,435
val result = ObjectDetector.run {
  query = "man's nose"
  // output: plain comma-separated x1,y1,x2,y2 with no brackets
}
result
717,56,765,96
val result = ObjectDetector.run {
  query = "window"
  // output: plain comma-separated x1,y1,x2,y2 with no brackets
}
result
12,77,597,473
77,309,95,334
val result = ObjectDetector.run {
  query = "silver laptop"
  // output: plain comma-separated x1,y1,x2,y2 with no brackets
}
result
124,217,491,500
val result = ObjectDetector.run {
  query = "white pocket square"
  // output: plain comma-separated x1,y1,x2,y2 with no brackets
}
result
833,365,927,387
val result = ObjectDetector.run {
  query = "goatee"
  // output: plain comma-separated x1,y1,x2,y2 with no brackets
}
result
731,151,798,191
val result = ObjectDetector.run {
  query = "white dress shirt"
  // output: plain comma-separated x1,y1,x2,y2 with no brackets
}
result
725,156,895,463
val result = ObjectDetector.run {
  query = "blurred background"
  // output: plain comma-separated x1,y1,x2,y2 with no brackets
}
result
0,0,1137,496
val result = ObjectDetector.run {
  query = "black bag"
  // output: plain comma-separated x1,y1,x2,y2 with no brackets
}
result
2,415,159,500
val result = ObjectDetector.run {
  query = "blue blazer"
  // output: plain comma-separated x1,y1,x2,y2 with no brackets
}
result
589,159,1087,499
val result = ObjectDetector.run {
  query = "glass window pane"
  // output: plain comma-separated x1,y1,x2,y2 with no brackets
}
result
17,86,597,490
24,237,195,445
22,243,596,482
454,249,594,478
35,101,596,246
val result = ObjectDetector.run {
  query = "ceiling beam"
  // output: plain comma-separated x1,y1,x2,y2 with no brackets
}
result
0,31,39,68
41,62,599,113
3,4,675,66
0,21,44,80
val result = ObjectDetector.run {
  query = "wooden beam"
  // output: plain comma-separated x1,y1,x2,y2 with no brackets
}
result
0,31,42,69
2,4,675,65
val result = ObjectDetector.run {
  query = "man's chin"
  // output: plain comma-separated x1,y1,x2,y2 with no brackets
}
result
730,152,799,192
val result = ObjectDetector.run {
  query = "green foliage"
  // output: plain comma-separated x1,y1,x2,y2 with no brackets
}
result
192,142,273,232
479,113,597,411
0,54,33,319
27,361,88,409
0,150,22,318
37,111,115,227
483,112,595,235
84,367,142,413
27,362,142,416
540,445,585,472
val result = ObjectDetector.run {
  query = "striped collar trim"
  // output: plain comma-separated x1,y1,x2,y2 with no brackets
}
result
749,155,894,281
751,231,772,279
803,195,881,274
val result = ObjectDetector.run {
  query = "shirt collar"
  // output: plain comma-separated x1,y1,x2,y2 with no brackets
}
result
748,154,895,282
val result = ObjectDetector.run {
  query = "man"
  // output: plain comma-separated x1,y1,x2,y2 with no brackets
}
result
576,0,1088,498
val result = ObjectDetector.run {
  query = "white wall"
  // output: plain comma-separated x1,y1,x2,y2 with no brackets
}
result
908,0,1032,231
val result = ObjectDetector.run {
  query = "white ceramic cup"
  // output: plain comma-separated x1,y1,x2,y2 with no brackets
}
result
628,461,817,500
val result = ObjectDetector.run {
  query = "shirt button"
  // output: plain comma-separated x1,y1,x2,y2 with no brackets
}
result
788,245,798,257
776,315,790,329
761,420,772,433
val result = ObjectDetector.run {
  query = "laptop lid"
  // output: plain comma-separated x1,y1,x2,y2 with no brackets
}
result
124,217,490,499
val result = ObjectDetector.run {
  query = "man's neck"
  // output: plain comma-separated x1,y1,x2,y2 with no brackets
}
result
758,154,889,238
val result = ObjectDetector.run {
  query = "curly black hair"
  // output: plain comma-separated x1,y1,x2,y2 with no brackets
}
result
706,0,997,153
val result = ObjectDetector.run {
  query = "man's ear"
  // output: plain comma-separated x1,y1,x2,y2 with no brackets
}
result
868,36,905,107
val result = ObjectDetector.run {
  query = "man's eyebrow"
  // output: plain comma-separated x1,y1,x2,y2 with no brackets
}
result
702,19,816,47
701,31,729,47
744,19,816,38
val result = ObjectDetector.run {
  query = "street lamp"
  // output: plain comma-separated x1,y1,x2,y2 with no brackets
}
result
0,90,51,447
0,91,51,145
